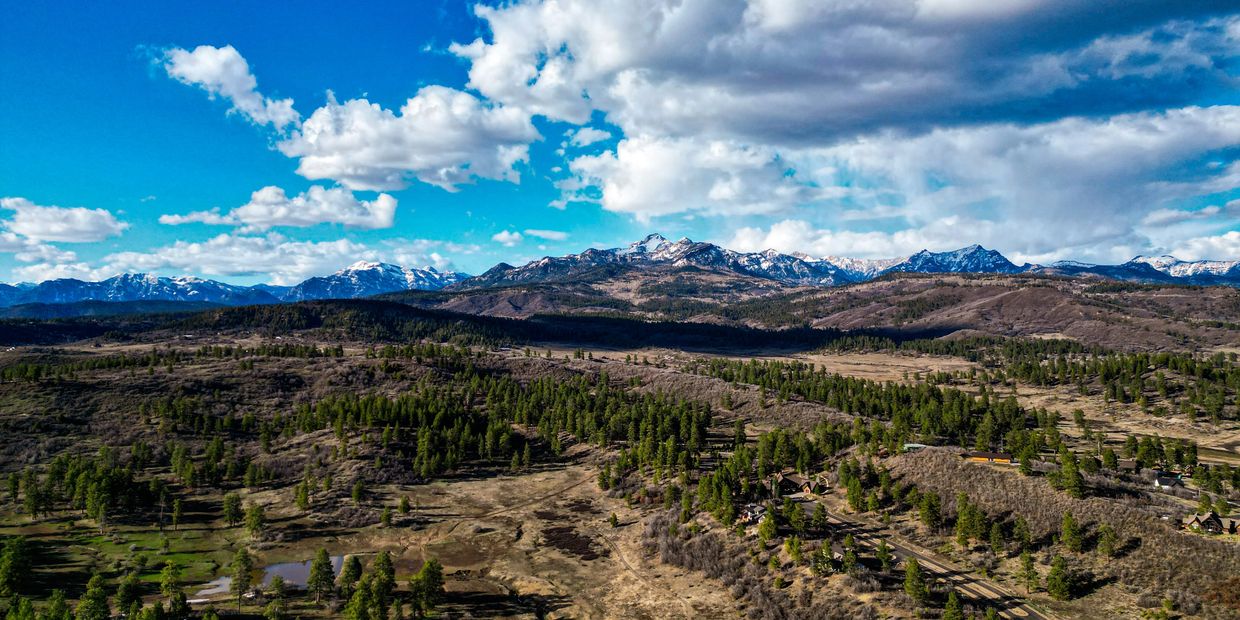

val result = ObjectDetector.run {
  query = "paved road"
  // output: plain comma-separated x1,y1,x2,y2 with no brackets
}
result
816,504,1052,620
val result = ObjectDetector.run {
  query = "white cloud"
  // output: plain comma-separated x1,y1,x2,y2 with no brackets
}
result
162,45,300,129
1169,231,1240,261
158,208,235,226
454,1,1237,143
160,186,397,231
524,228,569,241
492,230,524,246
791,105,1240,262
568,127,612,147
277,87,539,191
1141,200,1240,227
105,233,375,285
11,262,113,283
0,197,128,242
562,134,840,221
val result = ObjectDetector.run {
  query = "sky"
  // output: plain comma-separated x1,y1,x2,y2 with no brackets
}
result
2,0,1239,285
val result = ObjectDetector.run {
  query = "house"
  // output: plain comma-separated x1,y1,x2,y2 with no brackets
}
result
961,451,1014,464
739,503,767,526
1154,476,1184,490
765,470,829,496
1183,511,1239,535
1117,459,1140,474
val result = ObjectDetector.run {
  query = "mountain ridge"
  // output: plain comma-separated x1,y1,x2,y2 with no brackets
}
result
3,235,1236,310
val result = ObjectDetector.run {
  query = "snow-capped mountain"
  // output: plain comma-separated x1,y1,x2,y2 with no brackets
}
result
0,262,468,309
282,261,466,301
12,273,281,306
1129,255,1240,278
884,244,1024,275
458,233,856,289
820,255,905,280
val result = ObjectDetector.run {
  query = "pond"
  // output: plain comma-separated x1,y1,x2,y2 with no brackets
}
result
191,554,348,600
260,554,345,588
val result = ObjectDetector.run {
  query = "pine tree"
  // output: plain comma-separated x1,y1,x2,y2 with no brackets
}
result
171,499,183,531
758,512,777,545
903,558,927,604
74,574,111,620
339,555,362,599
1020,549,1039,593
409,557,445,618
943,591,964,620
245,502,265,539
1096,524,1118,557
307,548,335,604
1060,511,1082,553
989,521,1005,555
875,539,893,572
230,548,254,611
222,493,242,527
1046,555,1072,600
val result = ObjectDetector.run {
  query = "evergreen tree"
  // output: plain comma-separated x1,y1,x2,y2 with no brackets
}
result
74,574,110,620
943,591,964,620
222,493,242,527
1060,511,1082,553
307,548,335,604
1020,549,1039,593
903,558,927,604
115,572,143,612
758,512,776,546
171,499,183,531
409,558,445,618
43,589,71,620
1057,450,1085,498
245,503,265,539
1046,555,1072,600
230,548,254,611
1096,524,1118,557
339,555,362,599
875,539,893,572
989,521,1006,555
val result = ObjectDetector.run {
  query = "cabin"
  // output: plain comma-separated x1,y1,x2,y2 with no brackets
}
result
1154,476,1185,490
1116,460,1140,474
765,471,829,496
961,451,1013,464
1182,511,1239,535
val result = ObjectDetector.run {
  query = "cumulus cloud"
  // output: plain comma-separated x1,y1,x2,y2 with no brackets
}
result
491,230,524,246
277,87,539,191
562,135,839,221
1,197,128,242
1169,231,1240,261
160,186,397,231
1141,200,1240,226
455,1,1239,143
162,45,300,129
568,127,612,147
524,229,569,241
11,262,112,283
784,105,1240,262
104,233,376,285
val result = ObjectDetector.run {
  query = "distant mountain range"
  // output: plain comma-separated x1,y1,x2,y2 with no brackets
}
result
0,235,1235,314
0,262,465,311
455,234,1239,289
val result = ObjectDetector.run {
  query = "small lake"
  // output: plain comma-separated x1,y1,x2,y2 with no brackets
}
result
260,554,344,588
191,554,347,600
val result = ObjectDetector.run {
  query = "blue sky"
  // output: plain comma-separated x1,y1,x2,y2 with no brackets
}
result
2,1,1239,284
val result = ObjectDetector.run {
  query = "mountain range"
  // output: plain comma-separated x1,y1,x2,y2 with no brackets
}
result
0,234,1235,313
